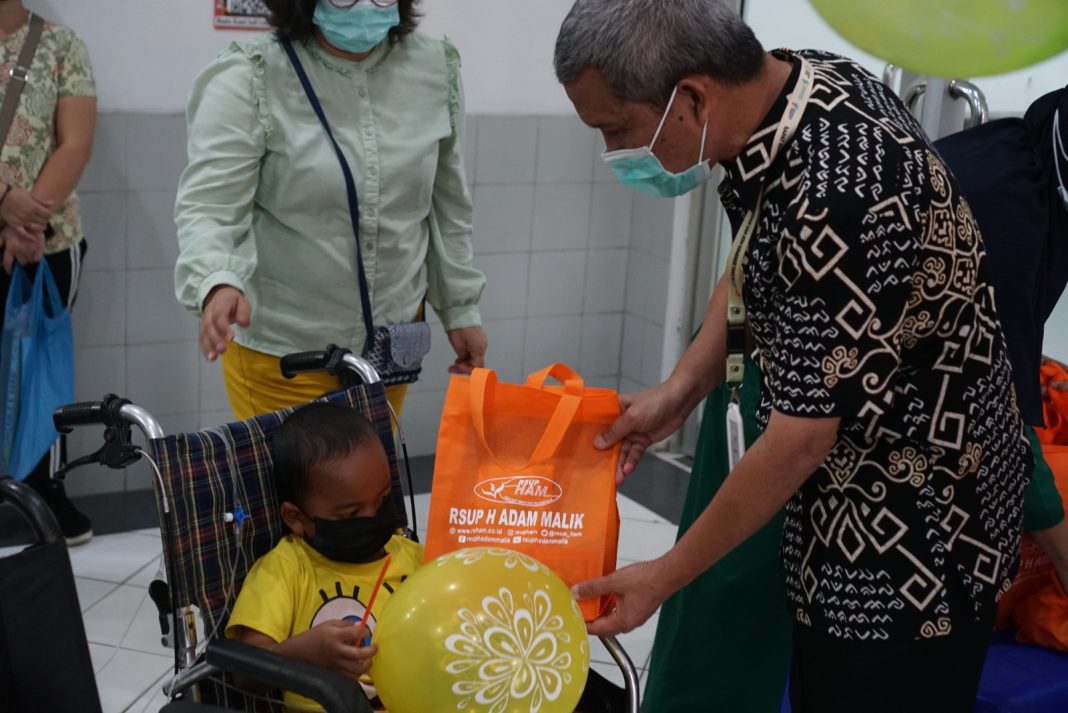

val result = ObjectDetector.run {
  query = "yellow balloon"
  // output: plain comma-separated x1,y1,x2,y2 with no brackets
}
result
809,0,1068,77
371,548,590,713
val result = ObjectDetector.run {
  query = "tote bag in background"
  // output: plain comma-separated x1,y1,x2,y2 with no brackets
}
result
425,364,621,621
0,262,74,479
997,360,1068,651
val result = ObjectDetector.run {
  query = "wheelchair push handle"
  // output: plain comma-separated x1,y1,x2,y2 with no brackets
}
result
280,349,333,378
53,395,164,441
280,344,381,385
53,399,113,432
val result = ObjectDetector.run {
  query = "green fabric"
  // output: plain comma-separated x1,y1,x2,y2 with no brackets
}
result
643,359,791,713
175,32,485,357
1022,425,1065,532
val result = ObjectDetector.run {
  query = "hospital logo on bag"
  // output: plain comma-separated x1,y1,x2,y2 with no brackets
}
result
473,475,563,507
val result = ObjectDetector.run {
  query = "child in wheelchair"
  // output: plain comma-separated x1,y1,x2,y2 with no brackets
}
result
225,402,422,711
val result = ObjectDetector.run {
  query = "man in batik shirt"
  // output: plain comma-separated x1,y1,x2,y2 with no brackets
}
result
554,1,1030,710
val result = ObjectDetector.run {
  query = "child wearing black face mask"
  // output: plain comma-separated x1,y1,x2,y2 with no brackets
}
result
226,402,423,711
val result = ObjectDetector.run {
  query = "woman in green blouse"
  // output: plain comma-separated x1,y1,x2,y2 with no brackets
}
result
175,0,487,420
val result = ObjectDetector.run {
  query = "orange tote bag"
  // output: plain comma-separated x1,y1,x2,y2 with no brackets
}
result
997,360,1068,650
424,363,621,621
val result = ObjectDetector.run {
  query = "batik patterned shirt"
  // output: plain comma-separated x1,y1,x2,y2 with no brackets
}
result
0,16,95,254
720,50,1031,641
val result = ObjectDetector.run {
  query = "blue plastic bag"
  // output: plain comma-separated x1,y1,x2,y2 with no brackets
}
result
0,271,23,474
0,262,74,479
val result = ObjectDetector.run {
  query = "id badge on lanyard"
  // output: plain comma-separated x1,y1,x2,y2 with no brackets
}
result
721,55,814,469
725,396,747,471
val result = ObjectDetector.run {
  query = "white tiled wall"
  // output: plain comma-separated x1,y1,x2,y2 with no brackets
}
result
69,112,203,497
621,192,676,393
65,112,675,495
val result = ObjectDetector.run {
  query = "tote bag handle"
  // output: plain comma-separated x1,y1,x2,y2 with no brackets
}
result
470,368,583,472
525,363,584,395
37,261,69,333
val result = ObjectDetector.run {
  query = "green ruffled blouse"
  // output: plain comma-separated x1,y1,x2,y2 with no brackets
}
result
175,32,484,357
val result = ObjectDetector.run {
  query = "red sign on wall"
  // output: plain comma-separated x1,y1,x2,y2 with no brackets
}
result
214,0,271,31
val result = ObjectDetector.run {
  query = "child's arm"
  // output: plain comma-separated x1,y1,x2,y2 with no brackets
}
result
234,620,378,687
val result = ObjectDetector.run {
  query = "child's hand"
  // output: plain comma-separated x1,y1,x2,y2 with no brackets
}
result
306,620,378,679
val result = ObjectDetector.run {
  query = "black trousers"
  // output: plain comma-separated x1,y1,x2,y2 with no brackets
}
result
0,241,85,482
789,600,996,713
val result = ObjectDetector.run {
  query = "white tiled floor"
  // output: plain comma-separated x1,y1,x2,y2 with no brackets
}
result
62,528,175,712
64,493,676,712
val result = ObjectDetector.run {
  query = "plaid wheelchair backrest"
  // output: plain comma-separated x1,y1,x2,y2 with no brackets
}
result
147,382,401,709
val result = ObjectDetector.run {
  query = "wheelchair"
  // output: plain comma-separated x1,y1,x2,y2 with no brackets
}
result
44,346,640,712
0,473,398,713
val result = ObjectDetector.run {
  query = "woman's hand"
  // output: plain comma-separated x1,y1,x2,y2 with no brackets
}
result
447,326,488,374
0,225,45,274
573,558,675,637
0,186,52,233
594,379,693,484
200,285,251,361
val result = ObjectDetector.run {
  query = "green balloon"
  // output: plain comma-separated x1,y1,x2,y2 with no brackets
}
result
809,0,1068,77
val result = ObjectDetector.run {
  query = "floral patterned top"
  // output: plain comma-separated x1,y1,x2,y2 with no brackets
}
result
0,16,95,254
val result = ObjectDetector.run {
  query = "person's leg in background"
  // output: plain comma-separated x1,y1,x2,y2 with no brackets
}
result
790,579,996,713
1022,426,1068,591
789,615,993,713
0,241,92,545
220,341,410,421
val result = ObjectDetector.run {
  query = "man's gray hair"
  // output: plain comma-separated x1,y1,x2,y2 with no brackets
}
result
554,0,765,107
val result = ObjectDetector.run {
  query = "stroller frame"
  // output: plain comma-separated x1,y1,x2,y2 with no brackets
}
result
57,346,641,712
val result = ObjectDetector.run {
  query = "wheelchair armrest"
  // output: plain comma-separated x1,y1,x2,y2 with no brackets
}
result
0,477,62,544
204,639,374,713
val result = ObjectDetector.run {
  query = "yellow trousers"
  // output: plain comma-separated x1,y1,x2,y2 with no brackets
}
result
221,341,410,422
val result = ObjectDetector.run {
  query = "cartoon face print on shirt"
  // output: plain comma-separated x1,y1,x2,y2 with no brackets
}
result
309,578,408,633
312,582,375,631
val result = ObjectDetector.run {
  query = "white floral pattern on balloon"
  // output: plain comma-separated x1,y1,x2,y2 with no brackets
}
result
440,550,589,713
436,547,543,573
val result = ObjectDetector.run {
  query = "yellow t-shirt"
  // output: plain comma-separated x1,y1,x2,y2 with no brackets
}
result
226,534,423,712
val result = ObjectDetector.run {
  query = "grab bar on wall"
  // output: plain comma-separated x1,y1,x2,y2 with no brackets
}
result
903,79,989,130
882,64,902,94
949,81,990,128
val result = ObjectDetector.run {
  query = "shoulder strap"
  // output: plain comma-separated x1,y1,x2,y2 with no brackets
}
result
0,14,44,151
278,35,376,353
724,56,815,389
